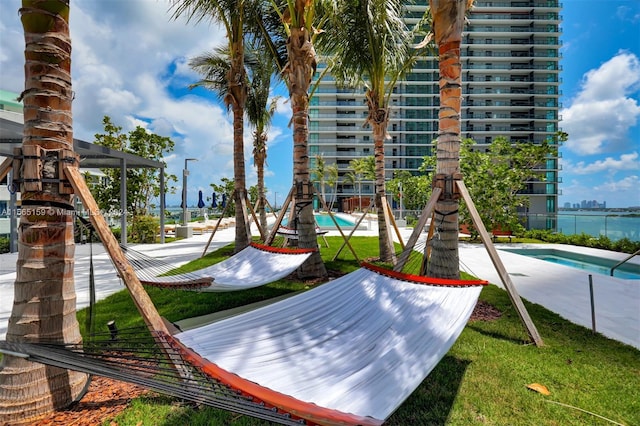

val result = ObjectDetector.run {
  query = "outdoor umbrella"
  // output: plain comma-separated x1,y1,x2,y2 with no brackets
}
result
212,192,218,208
197,190,205,209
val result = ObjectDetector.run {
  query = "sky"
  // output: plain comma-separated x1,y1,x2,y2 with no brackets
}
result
0,0,639,209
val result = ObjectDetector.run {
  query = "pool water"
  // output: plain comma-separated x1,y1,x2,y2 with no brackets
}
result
314,214,356,228
283,214,361,229
505,249,640,280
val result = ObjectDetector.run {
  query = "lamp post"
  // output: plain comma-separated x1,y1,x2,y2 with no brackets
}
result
274,192,278,210
182,158,197,226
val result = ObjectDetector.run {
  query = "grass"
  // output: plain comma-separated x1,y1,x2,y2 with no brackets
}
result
75,236,638,426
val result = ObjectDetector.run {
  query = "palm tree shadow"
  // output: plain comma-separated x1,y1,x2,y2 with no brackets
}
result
385,355,471,425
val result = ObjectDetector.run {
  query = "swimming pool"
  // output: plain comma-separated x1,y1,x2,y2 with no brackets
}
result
504,248,640,280
314,214,356,228
283,214,364,229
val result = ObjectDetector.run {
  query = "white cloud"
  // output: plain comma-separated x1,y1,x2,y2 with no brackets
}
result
0,0,247,204
565,152,640,175
616,5,640,23
594,175,640,193
560,174,640,208
561,52,640,155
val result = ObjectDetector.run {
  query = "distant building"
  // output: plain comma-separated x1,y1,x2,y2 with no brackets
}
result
309,0,562,230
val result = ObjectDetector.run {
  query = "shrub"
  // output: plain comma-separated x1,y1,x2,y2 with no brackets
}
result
0,237,9,254
130,215,159,244
522,229,640,254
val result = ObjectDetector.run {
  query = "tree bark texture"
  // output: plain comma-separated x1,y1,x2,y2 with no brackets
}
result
0,2,89,423
428,0,467,279
254,134,268,233
372,121,394,263
286,27,326,279
229,42,250,252
366,88,395,263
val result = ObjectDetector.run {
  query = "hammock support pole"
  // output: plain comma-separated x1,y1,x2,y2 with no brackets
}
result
63,165,193,375
383,197,404,251
263,197,279,219
394,187,442,271
201,191,233,257
331,199,373,261
265,187,294,246
245,193,265,241
0,157,12,181
312,187,360,262
421,214,436,275
456,179,544,347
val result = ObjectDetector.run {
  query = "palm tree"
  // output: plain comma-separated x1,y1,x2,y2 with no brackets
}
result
311,154,327,209
258,0,330,279
318,0,429,261
348,157,365,210
171,0,252,253
348,156,376,211
428,0,472,279
0,1,89,423
326,162,339,211
245,46,280,233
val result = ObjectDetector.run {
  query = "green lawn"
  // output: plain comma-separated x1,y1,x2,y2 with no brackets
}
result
77,236,638,426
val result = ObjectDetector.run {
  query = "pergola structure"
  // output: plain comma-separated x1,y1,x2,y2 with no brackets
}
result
0,111,167,251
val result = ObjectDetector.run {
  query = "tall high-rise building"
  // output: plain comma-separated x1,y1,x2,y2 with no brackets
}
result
309,0,562,229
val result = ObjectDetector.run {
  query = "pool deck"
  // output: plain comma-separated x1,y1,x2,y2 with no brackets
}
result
457,243,639,350
0,220,638,350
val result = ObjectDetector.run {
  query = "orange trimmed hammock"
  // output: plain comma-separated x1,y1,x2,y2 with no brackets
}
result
121,242,316,291
170,264,487,425
0,264,487,425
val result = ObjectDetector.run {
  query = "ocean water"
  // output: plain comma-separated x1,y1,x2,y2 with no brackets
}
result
152,208,640,242
556,211,639,242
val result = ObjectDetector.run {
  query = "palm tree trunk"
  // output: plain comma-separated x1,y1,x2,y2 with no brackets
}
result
287,27,326,279
229,47,250,252
0,2,89,423
428,0,467,279
255,146,268,232
372,121,394,262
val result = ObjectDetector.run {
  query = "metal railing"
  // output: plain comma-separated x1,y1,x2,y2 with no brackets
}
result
610,249,640,276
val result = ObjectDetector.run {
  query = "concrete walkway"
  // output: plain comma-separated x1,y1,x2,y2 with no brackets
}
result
1,220,638,350
457,243,639,350
0,225,237,339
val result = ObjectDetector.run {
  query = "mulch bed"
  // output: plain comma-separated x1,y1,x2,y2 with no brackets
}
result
31,376,148,426
469,300,503,321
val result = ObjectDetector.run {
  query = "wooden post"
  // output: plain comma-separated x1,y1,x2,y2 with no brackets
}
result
420,215,436,275
381,198,402,257
246,194,265,241
313,188,360,262
64,165,194,377
265,187,294,246
394,188,442,272
201,191,234,257
264,197,279,219
331,200,372,262
456,180,544,346
0,157,12,182
384,198,405,251
64,166,170,335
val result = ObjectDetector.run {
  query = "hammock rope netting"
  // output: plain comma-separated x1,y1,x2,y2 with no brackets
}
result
1,259,487,426
0,330,306,425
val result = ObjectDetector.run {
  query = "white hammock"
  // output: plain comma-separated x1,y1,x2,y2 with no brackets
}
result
122,243,315,292
171,263,487,425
